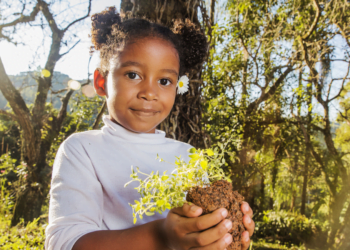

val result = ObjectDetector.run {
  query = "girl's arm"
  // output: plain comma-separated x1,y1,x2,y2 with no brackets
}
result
72,219,169,250
45,136,105,250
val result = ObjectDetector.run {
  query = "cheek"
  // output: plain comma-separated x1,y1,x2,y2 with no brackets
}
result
164,89,176,110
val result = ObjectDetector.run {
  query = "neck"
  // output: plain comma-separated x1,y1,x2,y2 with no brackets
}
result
110,118,156,134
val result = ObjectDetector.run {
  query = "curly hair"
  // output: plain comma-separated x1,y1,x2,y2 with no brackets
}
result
91,6,208,77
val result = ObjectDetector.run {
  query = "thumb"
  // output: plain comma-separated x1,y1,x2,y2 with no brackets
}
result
170,203,203,218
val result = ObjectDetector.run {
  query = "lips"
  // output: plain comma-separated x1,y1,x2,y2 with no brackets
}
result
130,108,160,116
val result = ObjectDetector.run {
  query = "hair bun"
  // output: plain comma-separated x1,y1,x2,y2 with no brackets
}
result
172,19,208,72
91,6,122,50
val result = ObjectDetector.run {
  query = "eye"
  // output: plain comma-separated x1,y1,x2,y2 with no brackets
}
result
126,72,141,80
158,78,172,86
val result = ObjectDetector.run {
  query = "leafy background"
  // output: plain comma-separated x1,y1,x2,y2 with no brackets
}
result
1,0,350,249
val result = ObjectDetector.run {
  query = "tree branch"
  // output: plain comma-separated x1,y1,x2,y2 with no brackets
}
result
0,57,37,163
56,89,74,133
0,109,18,121
92,100,107,130
329,62,350,102
335,22,350,48
299,37,325,108
50,88,68,94
291,110,336,195
246,65,294,115
59,39,81,58
0,57,31,120
33,0,91,121
0,3,40,42
302,0,321,40
62,0,92,32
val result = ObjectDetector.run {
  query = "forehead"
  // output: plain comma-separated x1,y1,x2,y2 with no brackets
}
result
114,37,180,71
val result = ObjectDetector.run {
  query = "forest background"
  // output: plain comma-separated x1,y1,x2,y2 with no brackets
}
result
0,0,349,249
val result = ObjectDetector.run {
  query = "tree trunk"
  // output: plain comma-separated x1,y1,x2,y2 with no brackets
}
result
11,185,45,224
269,162,278,210
300,159,308,215
120,0,208,149
11,139,52,225
260,174,265,212
301,72,312,216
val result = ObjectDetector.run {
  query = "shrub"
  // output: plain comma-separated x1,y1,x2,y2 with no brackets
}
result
253,210,325,248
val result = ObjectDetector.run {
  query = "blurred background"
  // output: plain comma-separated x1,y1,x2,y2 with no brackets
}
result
0,0,349,249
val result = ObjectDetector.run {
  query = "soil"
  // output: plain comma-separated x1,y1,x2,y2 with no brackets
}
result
186,180,245,250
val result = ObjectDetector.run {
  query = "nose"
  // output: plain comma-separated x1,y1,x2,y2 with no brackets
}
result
137,77,158,101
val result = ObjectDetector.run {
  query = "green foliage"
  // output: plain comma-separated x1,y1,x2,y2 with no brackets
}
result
0,218,46,250
125,144,233,224
0,175,46,249
253,210,325,248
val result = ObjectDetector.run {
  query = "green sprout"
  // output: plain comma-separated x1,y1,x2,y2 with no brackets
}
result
125,145,233,224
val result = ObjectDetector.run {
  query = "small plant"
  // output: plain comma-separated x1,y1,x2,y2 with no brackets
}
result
124,146,231,224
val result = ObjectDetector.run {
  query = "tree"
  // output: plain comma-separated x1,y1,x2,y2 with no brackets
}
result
292,0,350,247
201,0,350,247
0,0,92,225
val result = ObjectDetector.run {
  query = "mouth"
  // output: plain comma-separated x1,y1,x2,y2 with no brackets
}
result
130,108,160,117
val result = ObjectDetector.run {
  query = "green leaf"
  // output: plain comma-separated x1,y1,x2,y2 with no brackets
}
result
206,149,214,156
133,218,137,224
189,154,199,160
145,212,155,216
156,200,165,206
165,203,171,210
189,148,196,153
200,160,208,170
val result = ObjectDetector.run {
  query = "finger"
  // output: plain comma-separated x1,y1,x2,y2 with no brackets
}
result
240,202,253,218
171,203,203,218
241,231,250,250
182,208,228,233
243,214,255,236
187,219,232,247
191,233,232,250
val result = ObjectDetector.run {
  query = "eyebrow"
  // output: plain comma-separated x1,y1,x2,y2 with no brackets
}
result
160,69,179,77
120,60,179,77
120,61,143,68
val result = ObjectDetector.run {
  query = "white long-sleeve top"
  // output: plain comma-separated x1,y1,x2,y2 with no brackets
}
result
45,116,192,250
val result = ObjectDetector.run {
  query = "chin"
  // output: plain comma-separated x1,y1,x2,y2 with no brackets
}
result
127,124,157,134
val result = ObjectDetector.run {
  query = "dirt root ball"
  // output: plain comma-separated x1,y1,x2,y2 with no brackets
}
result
186,180,245,250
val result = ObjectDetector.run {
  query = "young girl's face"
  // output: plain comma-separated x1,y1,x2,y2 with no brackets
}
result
94,37,179,133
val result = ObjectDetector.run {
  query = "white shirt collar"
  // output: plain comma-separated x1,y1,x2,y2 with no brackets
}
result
101,115,166,144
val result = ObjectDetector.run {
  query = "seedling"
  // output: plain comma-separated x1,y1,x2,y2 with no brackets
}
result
124,147,230,224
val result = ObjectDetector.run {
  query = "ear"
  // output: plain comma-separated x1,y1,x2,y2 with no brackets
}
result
93,69,107,96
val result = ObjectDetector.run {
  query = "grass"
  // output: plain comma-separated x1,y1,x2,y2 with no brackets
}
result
0,179,47,249
251,239,308,250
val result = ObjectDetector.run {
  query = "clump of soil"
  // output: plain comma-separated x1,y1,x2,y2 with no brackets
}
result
186,180,245,250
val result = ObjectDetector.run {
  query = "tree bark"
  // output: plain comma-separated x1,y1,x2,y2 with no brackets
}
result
269,162,278,210
301,77,312,216
120,0,208,149
260,174,265,212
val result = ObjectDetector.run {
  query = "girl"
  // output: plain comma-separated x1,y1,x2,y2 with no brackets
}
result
45,7,255,250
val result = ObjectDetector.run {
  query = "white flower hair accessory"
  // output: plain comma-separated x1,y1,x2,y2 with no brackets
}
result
177,75,189,95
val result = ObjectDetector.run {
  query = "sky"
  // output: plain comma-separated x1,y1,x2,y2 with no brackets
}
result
0,0,121,80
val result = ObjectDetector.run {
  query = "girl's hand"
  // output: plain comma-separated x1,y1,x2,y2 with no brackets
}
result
241,202,255,250
163,203,233,250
